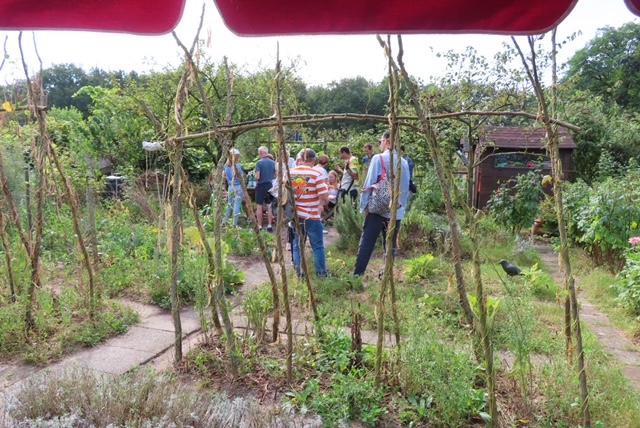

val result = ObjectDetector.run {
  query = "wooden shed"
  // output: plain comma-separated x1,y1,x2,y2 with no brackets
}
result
472,127,577,209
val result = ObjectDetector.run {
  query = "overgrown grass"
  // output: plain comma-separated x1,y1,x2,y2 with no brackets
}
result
3,187,640,426
578,261,640,338
0,289,138,364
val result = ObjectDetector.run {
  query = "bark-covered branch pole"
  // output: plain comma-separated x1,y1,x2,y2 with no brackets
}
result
174,111,578,143
374,35,403,387
172,9,243,373
169,70,188,365
273,47,293,383
0,208,17,301
387,37,402,350
380,34,500,424
18,32,46,331
511,33,591,428
380,35,475,328
172,15,227,341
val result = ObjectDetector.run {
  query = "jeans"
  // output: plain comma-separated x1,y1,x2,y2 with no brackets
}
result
224,184,243,226
353,213,401,276
292,218,327,278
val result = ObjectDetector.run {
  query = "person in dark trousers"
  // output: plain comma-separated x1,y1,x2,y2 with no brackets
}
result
335,146,359,205
354,131,410,276
254,146,276,232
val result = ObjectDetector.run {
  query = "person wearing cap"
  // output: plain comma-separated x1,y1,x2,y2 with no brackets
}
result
354,131,410,276
255,146,276,232
289,148,329,278
223,148,245,226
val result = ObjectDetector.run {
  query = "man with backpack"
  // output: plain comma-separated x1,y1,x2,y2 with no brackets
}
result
354,131,410,276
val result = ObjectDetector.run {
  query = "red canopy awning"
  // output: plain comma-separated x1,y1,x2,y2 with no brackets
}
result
214,0,580,36
0,0,638,35
0,0,186,35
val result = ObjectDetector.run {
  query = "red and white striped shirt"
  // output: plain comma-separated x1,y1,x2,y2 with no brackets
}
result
289,165,328,220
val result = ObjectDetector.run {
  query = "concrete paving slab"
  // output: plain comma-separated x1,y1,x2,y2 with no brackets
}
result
57,345,155,375
138,308,200,333
104,327,176,354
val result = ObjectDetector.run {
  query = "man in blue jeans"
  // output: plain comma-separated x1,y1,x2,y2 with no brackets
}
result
290,148,329,278
354,131,410,276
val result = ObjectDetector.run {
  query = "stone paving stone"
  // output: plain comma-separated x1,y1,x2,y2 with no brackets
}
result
57,345,155,375
105,327,176,354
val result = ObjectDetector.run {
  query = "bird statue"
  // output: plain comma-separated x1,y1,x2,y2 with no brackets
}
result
499,259,523,277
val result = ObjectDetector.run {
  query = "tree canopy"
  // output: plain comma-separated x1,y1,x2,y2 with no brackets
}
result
564,22,640,111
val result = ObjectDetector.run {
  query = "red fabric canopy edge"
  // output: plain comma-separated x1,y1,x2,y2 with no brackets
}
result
0,0,186,35
626,0,640,15
213,0,580,36
0,0,638,35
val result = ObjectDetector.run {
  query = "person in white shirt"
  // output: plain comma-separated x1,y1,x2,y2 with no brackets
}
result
334,146,360,205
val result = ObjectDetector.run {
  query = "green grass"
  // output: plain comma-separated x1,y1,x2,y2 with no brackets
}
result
578,264,640,338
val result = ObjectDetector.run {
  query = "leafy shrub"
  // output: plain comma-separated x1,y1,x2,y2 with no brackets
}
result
563,167,640,270
311,371,387,426
525,264,560,301
612,237,640,316
334,199,364,252
285,327,386,426
41,205,77,263
398,210,435,251
224,227,274,256
409,166,445,213
398,311,480,426
537,195,559,236
405,254,439,280
243,285,274,342
487,170,544,235
575,174,640,270
562,179,592,240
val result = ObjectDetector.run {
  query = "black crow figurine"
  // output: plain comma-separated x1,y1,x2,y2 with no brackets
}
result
499,259,523,277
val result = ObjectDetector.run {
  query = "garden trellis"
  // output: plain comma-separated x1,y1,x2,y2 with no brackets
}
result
2,2,623,426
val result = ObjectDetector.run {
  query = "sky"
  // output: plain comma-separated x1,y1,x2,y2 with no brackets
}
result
0,0,638,87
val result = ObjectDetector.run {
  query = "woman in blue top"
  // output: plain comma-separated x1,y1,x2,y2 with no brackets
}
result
223,148,245,226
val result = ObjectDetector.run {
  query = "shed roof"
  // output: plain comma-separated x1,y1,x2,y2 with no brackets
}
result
479,127,577,150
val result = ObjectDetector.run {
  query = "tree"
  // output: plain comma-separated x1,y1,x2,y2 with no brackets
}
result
564,22,640,112
302,77,388,134
560,89,640,183
40,64,134,116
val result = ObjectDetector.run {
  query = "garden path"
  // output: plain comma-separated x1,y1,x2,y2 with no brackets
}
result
1,225,396,397
534,242,640,389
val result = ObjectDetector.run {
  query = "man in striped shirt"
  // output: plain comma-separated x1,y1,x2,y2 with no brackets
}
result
290,148,329,278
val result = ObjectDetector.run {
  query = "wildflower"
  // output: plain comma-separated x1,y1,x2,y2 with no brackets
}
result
629,236,640,246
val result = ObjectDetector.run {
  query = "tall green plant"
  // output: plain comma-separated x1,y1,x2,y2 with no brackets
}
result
487,170,544,235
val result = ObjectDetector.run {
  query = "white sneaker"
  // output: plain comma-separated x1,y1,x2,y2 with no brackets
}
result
286,243,291,250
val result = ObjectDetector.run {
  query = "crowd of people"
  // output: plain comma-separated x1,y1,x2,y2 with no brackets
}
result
221,131,414,278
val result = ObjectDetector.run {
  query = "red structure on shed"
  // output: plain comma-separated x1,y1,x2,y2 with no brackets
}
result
473,127,577,209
